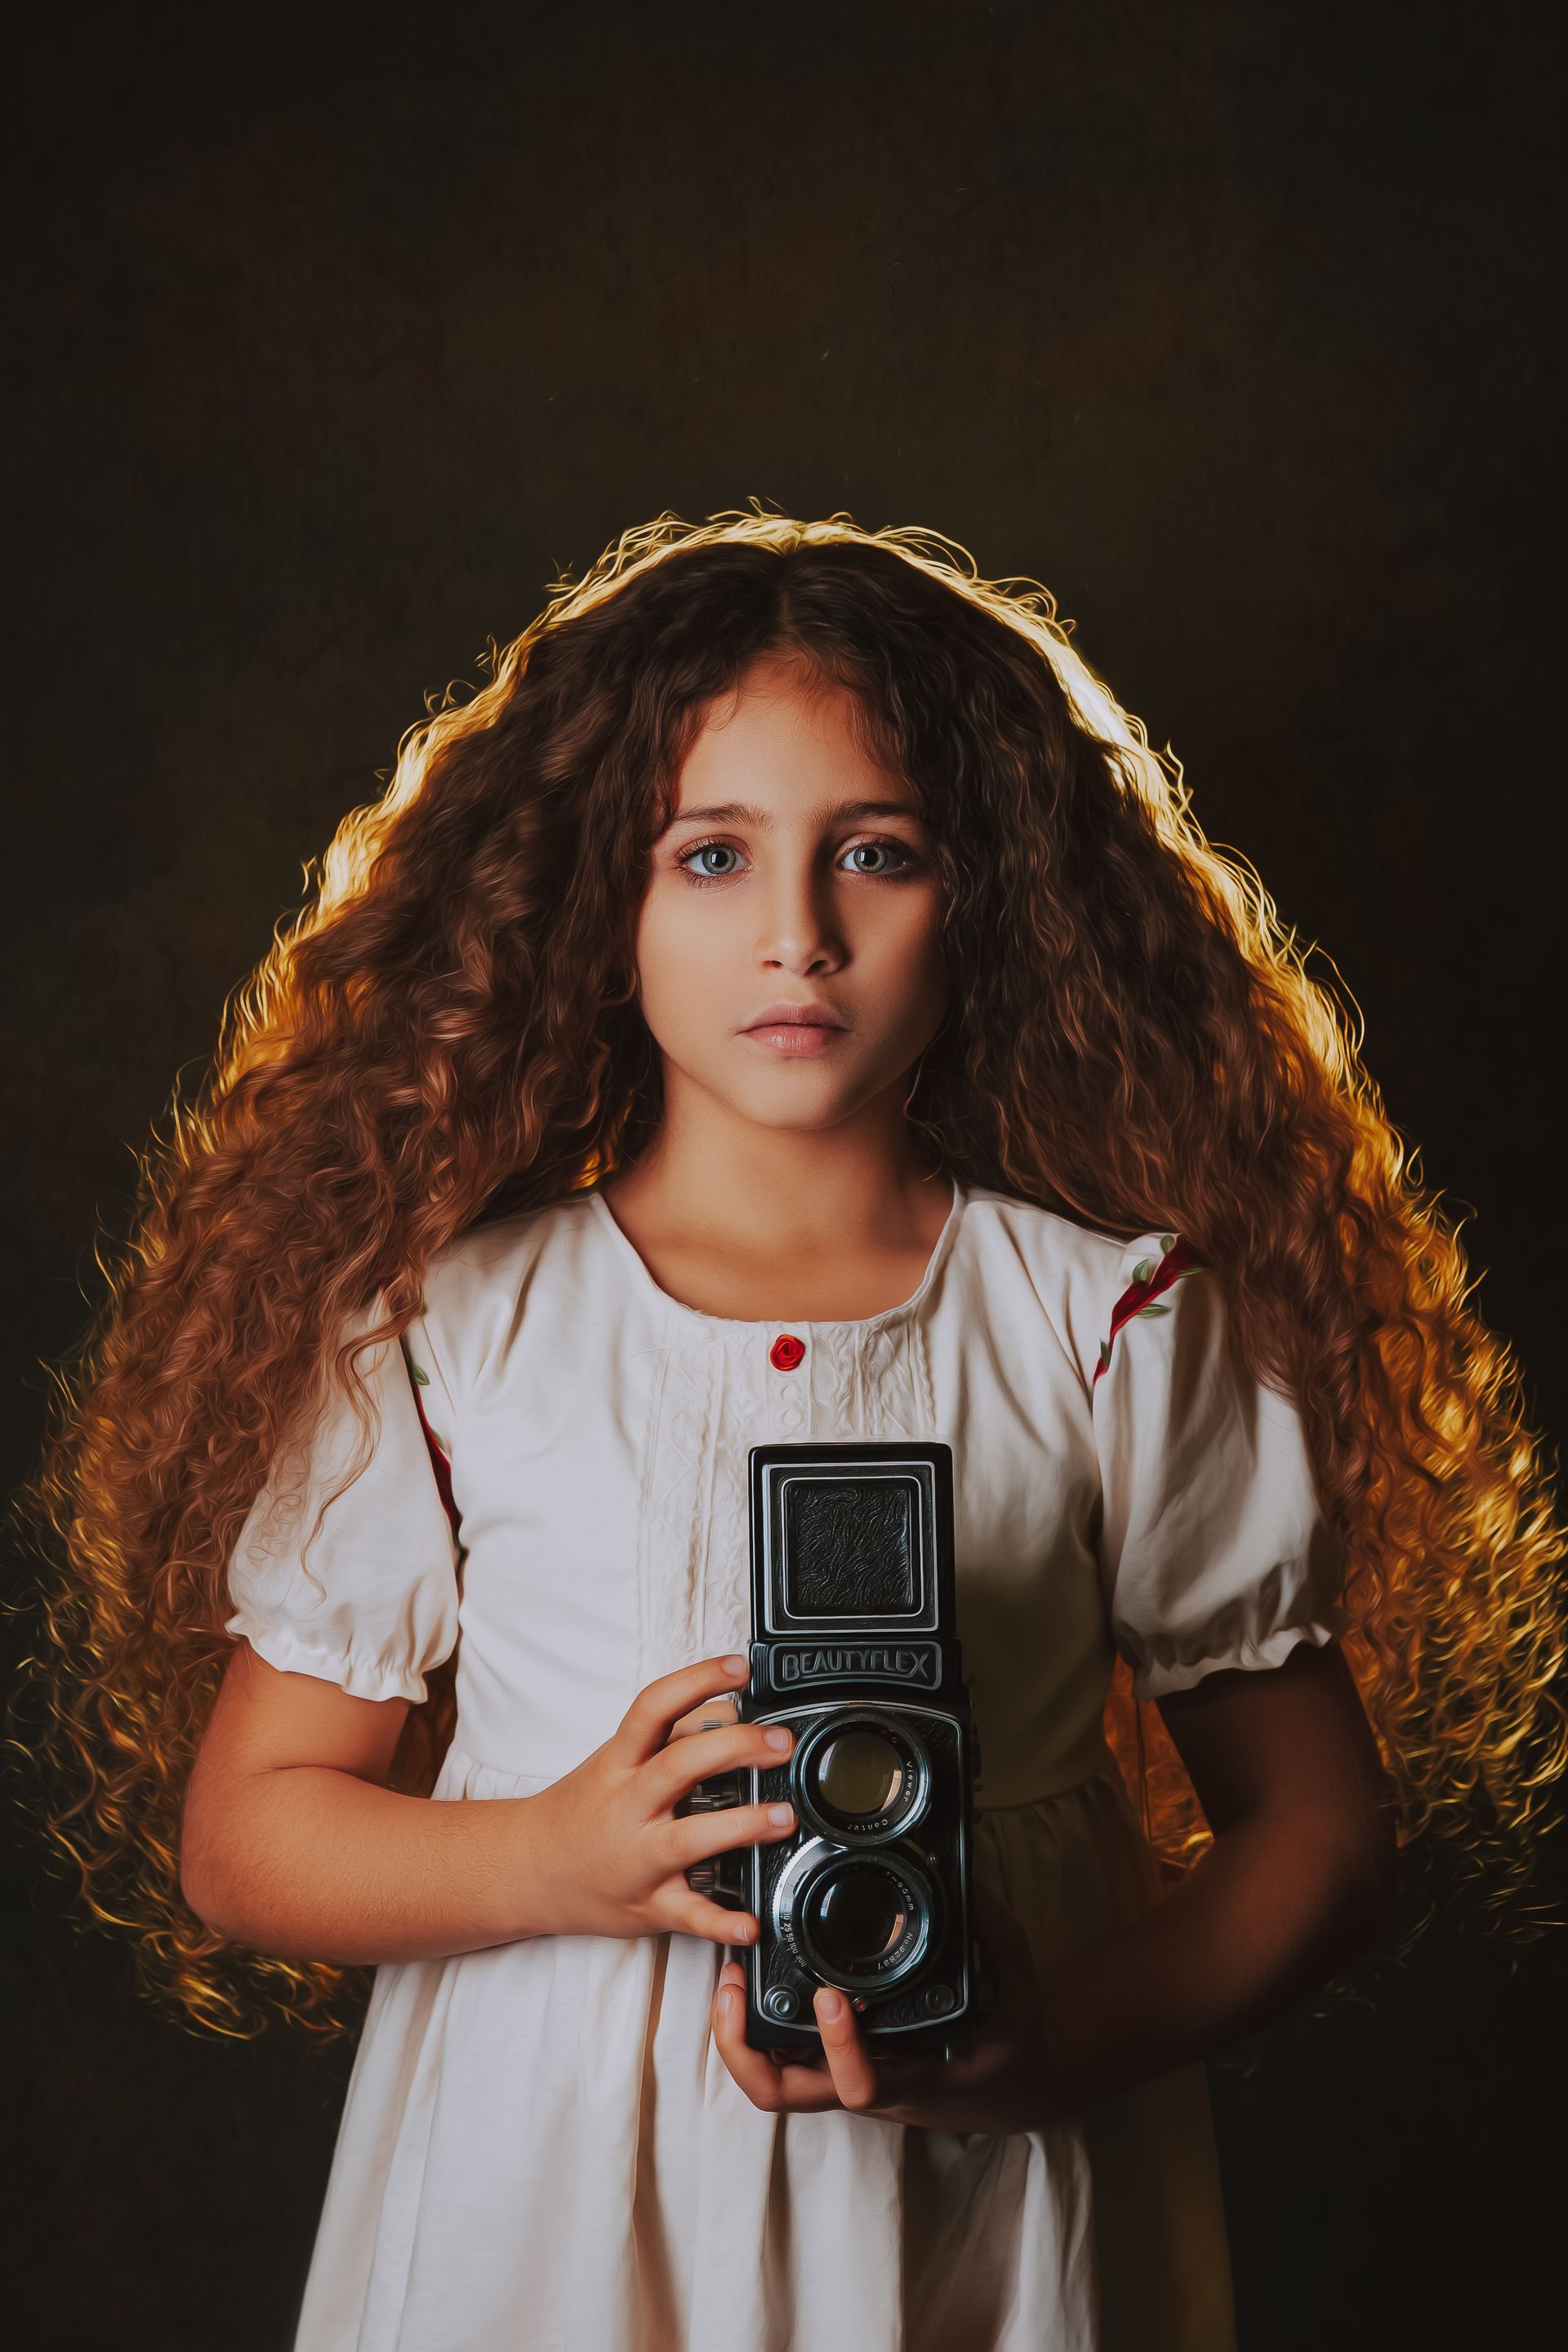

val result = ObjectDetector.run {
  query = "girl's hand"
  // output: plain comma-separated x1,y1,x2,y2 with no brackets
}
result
519,1654,798,1945
710,1879,1063,2134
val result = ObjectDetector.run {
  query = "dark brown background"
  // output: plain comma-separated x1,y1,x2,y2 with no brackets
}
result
6,2,1563,2345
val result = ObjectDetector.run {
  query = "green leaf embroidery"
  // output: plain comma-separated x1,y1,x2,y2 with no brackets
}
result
1138,1302,1172,1317
1098,1339,1112,1368
1131,1258,1153,1285
410,1364,430,1387
1160,1232,1177,1254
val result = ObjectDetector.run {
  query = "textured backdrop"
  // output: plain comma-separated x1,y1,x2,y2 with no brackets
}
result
6,4,1563,2345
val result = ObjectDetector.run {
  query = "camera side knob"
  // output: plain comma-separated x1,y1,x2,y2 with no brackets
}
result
675,1769,751,1909
678,1768,744,1815
684,1851,751,1906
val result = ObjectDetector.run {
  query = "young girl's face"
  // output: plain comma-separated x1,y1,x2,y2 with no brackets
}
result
635,656,951,1137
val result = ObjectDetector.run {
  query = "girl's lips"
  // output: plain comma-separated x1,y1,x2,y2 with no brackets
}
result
737,999,850,1058
741,1022,846,1058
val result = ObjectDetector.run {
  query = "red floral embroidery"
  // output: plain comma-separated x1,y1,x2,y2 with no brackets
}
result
406,1359,462,1539
1093,1234,1205,1385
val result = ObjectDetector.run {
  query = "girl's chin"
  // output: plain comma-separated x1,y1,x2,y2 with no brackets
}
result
720,1071,866,1130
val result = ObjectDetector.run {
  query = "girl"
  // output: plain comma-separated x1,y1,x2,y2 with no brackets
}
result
24,511,1565,2352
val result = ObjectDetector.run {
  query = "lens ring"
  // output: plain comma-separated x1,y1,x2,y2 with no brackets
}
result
791,1709,931,1845
773,1838,942,1993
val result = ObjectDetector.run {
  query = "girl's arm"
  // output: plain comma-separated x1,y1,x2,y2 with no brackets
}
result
180,1642,798,1965
181,1642,524,1963
1031,1637,1397,2113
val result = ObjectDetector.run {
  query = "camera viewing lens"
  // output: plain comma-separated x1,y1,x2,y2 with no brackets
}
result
815,1729,904,1820
792,1712,931,1844
813,1863,908,1967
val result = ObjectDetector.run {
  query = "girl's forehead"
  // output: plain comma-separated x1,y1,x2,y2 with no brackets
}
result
666,669,919,819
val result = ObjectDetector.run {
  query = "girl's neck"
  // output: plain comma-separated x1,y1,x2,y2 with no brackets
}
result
598,1090,953,1324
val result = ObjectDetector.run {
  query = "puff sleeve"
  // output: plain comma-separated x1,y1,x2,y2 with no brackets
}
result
1090,1232,1346,1701
223,1298,462,1703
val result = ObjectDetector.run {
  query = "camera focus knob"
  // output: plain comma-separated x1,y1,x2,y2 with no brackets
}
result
685,1849,750,1909
679,1768,745,1815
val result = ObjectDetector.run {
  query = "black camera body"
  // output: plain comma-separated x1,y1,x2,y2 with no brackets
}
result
680,1441,981,2057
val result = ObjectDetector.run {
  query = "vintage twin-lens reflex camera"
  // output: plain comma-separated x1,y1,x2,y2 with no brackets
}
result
677,1441,982,2058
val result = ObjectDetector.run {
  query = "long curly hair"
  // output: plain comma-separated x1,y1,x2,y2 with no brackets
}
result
12,507,1566,2041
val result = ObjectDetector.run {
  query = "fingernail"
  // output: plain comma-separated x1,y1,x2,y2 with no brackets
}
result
768,1802,795,1826
716,1987,737,2017
764,1727,792,1751
723,1654,747,1675
817,1988,844,2020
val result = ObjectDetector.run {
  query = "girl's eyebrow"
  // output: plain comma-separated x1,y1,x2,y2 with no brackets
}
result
662,797,923,831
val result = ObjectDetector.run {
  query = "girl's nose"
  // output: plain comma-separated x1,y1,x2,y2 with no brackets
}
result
755,866,844,974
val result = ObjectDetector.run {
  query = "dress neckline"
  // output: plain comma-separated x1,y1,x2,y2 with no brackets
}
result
586,1177,966,1336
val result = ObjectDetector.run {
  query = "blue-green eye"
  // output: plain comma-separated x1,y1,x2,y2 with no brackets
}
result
841,840,913,875
681,841,744,879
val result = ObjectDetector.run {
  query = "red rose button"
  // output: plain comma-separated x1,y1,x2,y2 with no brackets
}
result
769,1333,806,1371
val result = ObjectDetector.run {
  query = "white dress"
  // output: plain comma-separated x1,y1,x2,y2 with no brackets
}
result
225,1180,1343,2352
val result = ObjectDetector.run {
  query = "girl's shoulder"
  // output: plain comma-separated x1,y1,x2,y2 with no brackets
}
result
957,1183,1170,1292
959,1183,1152,1269
954,1187,1196,1391
412,1194,602,1360
422,1192,596,1290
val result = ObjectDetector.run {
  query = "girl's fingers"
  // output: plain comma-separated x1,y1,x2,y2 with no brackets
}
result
708,1899,1032,2127
709,1962,932,2118
666,1694,741,1740
659,1892,760,1946
810,1984,883,2111
710,1965,843,2113
646,1718,795,1811
666,1798,797,1872
614,1655,750,1764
